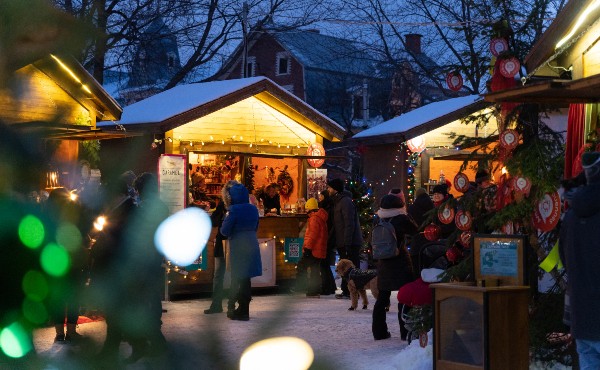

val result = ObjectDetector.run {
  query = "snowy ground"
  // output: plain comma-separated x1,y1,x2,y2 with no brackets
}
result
15,288,570,369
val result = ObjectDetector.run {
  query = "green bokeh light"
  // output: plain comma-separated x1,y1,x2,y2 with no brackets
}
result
22,299,48,325
0,322,33,358
18,215,45,249
56,222,82,252
22,270,48,302
40,243,70,277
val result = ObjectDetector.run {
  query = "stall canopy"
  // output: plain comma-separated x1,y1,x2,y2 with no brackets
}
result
352,95,490,145
0,54,129,140
485,0,600,105
98,77,345,152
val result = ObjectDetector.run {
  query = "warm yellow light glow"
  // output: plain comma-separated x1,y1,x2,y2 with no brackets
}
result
51,55,81,84
556,0,600,48
69,192,78,201
240,337,314,370
81,84,92,94
501,166,508,175
93,216,106,231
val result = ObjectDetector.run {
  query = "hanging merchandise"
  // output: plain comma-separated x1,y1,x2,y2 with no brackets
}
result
453,173,470,193
306,143,325,168
438,205,455,225
513,176,532,197
445,246,461,263
499,57,520,78
489,38,509,56
277,165,294,199
532,191,561,232
424,224,441,241
445,72,463,92
455,210,472,231
499,129,519,150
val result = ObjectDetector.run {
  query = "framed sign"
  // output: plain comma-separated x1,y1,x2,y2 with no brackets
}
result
284,238,304,263
473,234,527,286
158,154,187,214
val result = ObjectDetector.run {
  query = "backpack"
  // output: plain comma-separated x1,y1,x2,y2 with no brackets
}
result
371,217,399,259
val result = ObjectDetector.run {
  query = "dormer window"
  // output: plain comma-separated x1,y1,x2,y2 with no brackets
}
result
243,56,256,77
276,52,291,75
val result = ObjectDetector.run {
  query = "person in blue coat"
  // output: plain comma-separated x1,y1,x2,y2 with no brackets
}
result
220,181,262,321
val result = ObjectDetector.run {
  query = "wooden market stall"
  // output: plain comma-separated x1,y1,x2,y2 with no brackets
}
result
0,53,128,190
98,77,345,297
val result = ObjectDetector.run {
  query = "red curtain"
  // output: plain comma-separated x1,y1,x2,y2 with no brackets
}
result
565,104,586,179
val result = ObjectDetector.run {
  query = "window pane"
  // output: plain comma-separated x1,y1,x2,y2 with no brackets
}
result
278,58,288,74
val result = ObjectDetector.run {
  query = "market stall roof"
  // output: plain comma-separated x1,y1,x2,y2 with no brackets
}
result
351,95,489,145
15,121,139,141
484,74,600,105
98,77,345,142
485,0,600,105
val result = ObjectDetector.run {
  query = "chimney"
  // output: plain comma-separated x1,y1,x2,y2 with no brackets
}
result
405,34,422,54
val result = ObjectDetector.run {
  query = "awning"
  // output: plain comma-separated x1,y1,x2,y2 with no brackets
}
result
484,74,600,105
12,121,140,140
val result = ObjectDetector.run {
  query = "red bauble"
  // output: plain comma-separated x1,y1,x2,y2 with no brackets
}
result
424,224,441,241
306,143,325,168
446,246,461,263
455,210,472,231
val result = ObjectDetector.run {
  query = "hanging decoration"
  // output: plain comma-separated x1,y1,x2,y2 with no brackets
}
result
277,165,294,200
306,143,325,168
424,224,441,241
499,129,519,150
438,205,455,225
513,176,532,197
445,246,462,263
532,191,561,232
489,38,509,56
499,57,520,78
445,72,463,92
455,210,473,231
459,231,473,249
453,172,470,193
406,135,426,153
406,151,420,203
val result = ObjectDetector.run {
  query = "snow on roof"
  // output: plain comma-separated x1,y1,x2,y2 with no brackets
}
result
98,77,267,126
352,94,484,138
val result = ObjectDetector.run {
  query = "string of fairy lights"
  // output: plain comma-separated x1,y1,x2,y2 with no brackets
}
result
151,135,310,151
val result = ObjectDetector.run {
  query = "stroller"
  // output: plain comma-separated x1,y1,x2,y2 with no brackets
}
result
399,240,448,344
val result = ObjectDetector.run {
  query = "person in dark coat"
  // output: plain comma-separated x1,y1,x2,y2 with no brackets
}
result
259,183,281,215
204,199,228,314
371,194,418,341
220,181,262,321
319,190,337,295
408,187,434,228
327,178,363,299
559,152,600,368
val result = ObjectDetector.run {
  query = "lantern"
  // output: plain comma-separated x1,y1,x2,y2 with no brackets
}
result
306,143,325,168
406,135,426,153
424,224,441,241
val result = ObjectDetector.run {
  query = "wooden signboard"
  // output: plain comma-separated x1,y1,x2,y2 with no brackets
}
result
472,234,527,287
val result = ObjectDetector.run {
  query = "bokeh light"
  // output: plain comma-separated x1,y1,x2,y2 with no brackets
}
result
22,298,48,325
22,270,49,301
0,322,33,358
240,337,314,370
56,222,82,252
18,215,45,249
154,207,211,266
40,243,70,277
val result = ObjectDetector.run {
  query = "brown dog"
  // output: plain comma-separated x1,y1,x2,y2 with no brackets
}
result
335,259,379,310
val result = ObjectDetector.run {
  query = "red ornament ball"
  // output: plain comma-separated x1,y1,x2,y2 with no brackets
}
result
446,246,461,263
459,231,473,249
424,224,441,241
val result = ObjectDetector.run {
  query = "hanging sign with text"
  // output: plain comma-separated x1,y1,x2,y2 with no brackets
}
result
158,154,187,214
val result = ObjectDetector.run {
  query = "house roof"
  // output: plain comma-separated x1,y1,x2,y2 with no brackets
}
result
351,95,488,145
97,76,346,142
272,30,375,76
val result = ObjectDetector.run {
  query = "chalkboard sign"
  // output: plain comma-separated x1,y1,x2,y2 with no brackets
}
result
473,234,527,286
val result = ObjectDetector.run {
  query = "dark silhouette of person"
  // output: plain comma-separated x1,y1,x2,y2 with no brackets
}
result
204,199,228,314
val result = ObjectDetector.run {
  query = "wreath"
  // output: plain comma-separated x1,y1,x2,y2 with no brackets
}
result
277,165,294,199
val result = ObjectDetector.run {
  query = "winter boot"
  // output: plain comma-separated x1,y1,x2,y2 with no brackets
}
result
54,324,65,343
230,301,249,321
65,323,83,342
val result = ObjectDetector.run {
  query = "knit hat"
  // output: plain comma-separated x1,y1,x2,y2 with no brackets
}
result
305,197,319,211
388,188,406,205
582,152,600,184
380,194,404,209
475,169,490,184
327,178,345,193
432,183,449,195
